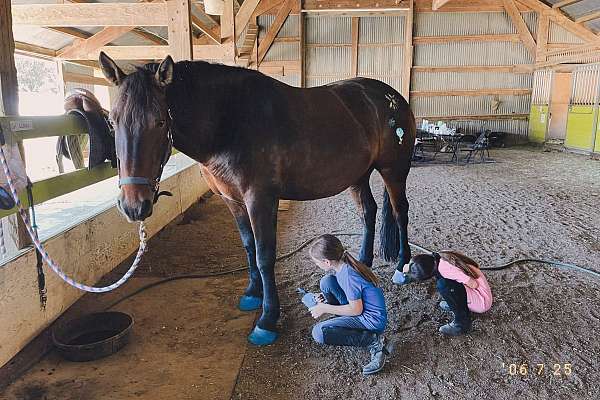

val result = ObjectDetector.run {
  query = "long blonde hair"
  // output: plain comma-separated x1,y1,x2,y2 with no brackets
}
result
309,234,379,286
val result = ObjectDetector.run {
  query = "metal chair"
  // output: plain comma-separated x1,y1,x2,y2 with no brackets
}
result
461,130,491,164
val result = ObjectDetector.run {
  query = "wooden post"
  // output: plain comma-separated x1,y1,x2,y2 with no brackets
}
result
221,0,236,62
402,0,414,100
536,13,550,63
166,0,193,61
0,0,31,251
300,3,305,87
351,17,359,78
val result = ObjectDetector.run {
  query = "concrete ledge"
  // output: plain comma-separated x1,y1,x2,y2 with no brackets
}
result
0,163,209,368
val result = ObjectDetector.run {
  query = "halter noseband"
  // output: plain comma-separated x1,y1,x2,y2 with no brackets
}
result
117,109,174,204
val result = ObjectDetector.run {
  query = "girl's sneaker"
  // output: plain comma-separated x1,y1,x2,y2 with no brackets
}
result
439,321,472,336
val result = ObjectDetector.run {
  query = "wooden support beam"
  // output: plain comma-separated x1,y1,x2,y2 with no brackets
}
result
47,27,91,40
432,0,452,10
63,0,167,45
416,0,528,12
516,0,600,42
412,65,534,73
191,12,220,44
410,88,532,97
63,72,109,86
235,0,261,41
546,11,600,43
416,114,529,121
252,0,284,18
221,0,236,61
257,0,295,64
302,0,410,12
221,0,235,42
403,0,414,99
413,34,521,44
299,16,305,82
536,13,550,63
552,0,584,9
575,11,600,24
61,45,235,61
502,0,536,58
351,17,359,77
14,42,57,59
167,0,193,61
57,26,135,59
1,0,31,250
534,41,600,67
11,4,168,27
132,28,168,45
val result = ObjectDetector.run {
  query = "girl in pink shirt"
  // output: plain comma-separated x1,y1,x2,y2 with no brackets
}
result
402,251,493,336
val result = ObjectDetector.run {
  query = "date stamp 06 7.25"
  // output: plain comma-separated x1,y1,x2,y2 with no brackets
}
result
501,363,573,377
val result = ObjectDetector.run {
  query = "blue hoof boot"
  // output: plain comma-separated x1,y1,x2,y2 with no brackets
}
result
392,270,412,285
238,295,262,311
248,326,278,346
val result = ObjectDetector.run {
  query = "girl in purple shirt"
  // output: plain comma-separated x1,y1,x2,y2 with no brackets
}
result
308,234,391,375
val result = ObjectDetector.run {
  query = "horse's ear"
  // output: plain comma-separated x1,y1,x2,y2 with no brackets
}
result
156,55,174,87
99,51,126,86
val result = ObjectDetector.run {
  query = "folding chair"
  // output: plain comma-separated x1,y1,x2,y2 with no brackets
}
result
461,130,491,164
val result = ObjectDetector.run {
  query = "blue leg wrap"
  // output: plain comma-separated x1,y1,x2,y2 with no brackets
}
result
238,295,262,311
248,326,278,346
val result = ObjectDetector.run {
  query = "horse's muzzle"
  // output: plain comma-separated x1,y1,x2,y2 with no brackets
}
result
117,196,153,222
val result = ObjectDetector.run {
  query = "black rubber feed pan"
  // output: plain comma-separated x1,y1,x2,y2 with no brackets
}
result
52,311,134,362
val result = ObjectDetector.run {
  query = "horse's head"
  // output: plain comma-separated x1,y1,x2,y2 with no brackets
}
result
99,52,175,222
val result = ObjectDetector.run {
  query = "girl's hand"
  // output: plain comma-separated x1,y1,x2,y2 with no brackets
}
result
315,293,326,303
402,263,410,274
310,303,326,319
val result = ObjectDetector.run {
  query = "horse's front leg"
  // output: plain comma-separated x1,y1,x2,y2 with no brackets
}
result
245,192,280,346
222,198,263,311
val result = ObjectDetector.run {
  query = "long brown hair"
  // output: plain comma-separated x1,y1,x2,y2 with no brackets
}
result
309,234,379,286
438,250,480,279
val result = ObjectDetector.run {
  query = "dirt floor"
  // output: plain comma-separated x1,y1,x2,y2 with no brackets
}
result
2,147,600,400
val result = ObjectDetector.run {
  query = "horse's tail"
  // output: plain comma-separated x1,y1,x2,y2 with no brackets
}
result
379,189,399,262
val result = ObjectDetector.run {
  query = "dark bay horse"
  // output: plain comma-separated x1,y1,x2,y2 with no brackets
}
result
99,52,415,345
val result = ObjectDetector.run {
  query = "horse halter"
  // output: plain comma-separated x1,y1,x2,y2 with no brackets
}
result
117,109,174,204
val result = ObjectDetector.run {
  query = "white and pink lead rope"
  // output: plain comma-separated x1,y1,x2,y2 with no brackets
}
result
0,145,146,293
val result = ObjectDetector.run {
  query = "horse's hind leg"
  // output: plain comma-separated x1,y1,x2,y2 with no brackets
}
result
349,172,377,267
378,167,411,269
223,198,263,311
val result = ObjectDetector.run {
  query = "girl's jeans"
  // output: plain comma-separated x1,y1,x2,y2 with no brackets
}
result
436,271,472,327
311,275,379,347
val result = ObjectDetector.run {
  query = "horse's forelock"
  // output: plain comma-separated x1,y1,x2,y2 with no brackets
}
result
112,66,161,133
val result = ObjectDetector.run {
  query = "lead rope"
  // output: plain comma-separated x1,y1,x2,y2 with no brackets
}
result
0,145,147,293
26,180,47,309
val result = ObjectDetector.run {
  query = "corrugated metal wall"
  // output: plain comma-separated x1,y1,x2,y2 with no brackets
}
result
357,15,405,92
305,15,352,87
571,64,600,105
531,69,553,105
548,21,585,44
304,14,405,93
415,11,537,36
412,11,536,135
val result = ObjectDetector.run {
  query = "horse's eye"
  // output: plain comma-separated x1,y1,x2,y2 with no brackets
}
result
157,120,166,128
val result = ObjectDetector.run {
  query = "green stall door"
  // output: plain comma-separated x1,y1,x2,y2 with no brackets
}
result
529,105,549,143
565,105,595,151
